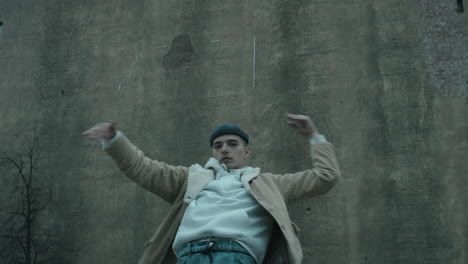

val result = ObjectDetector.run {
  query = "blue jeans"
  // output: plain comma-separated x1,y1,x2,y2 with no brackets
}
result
177,238,256,264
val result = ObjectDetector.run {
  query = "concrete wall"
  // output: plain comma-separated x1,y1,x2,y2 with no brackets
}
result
0,0,466,263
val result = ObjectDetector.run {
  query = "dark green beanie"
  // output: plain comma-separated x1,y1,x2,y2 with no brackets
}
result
209,124,249,147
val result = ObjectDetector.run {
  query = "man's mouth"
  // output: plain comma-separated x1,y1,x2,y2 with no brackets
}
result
221,157,231,162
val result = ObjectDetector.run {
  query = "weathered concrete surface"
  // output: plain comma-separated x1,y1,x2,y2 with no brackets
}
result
0,0,467,263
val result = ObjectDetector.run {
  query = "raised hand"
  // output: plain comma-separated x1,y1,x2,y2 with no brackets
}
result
286,114,319,138
82,122,117,141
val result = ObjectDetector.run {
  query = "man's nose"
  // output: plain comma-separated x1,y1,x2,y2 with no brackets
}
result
221,143,228,152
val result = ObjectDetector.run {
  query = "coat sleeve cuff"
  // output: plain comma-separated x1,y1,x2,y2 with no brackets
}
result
309,134,327,144
101,130,122,150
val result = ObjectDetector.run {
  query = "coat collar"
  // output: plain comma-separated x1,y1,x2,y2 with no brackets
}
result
183,161,261,204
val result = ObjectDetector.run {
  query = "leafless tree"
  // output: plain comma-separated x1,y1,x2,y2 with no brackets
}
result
0,131,65,264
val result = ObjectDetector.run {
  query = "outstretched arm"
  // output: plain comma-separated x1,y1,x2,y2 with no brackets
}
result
82,123,188,204
269,114,340,202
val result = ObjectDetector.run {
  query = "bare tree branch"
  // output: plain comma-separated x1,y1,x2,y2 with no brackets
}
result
0,130,70,264
1,234,27,257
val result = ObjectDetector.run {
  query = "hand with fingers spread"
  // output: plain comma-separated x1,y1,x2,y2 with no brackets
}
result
82,122,117,141
286,113,319,139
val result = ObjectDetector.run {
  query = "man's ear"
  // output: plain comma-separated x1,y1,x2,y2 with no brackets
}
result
244,146,250,158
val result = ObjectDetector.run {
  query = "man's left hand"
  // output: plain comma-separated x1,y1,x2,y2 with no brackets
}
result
286,113,319,139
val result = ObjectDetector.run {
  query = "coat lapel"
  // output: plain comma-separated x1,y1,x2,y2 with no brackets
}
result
184,164,214,203
240,167,260,193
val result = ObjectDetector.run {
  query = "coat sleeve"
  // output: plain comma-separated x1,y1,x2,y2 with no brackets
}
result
267,142,341,202
105,133,189,204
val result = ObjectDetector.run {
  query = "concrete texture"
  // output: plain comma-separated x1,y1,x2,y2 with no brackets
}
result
0,0,467,263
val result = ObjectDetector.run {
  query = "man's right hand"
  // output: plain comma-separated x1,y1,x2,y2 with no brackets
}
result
82,122,117,140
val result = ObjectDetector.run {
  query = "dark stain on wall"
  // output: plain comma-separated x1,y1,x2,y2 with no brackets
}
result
162,34,193,68
457,0,464,13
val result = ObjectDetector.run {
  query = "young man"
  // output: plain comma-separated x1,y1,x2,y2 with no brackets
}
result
82,114,340,264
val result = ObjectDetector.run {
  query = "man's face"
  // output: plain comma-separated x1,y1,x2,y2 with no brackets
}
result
212,134,250,169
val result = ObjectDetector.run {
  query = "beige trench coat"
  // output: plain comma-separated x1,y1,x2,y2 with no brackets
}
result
106,134,340,264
